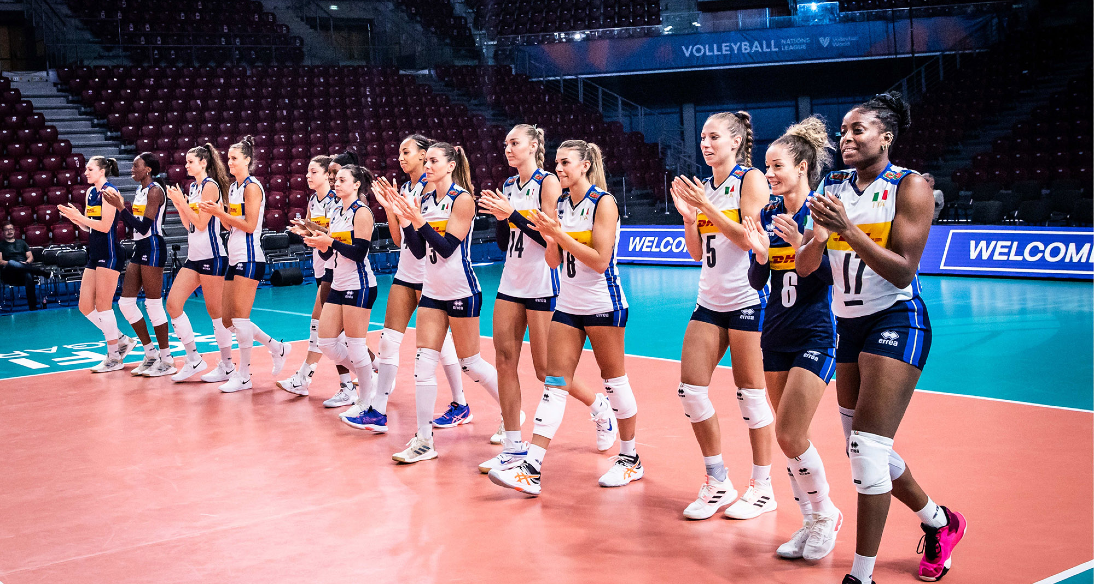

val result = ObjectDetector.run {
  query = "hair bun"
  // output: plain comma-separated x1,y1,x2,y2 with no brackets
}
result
875,91,911,134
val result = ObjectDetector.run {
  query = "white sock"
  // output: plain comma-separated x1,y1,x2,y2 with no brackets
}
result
458,353,500,404
144,344,156,358
752,464,772,484
415,348,440,439
440,332,465,405
339,372,353,385
704,454,727,482
232,318,254,378
791,442,837,517
527,443,546,470
374,328,402,415
308,319,320,354
346,337,375,406
620,439,636,457
787,461,813,517
504,430,522,448
159,347,172,360
171,313,199,360
212,319,234,369
590,393,610,417
916,498,947,528
851,553,875,582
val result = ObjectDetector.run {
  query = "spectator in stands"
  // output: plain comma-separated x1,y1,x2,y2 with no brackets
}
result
0,221,49,310
923,173,944,222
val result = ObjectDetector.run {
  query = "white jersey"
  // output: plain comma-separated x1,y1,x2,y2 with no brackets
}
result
822,164,920,318
555,186,627,315
498,168,560,299
328,199,376,292
696,166,767,312
132,181,166,241
420,183,479,301
308,189,338,273
394,173,428,284
226,175,266,264
185,177,226,261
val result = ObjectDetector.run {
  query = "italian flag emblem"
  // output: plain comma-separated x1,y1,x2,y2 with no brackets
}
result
872,188,889,202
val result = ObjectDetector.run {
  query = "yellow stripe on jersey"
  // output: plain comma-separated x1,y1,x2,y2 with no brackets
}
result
696,209,741,234
311,215,330,227
132,204,146,218
228,203,243,217
428,220,447,236
769,246,796,271
331,231,351,244
507,209,534,229
86,205,102,218
567,230,593,247
827,222,891,251
189,202,200,213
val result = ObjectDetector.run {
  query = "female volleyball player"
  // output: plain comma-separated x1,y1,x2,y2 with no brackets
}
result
739,116,842,560
57,156,136,372
796,93,966,584
488,140,637,496
668,111,777,520
199,136,290,393
101,153,174,377
385,142,501,463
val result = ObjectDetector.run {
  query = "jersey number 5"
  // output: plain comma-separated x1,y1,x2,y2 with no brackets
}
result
705,234,717,268
429,246,438,264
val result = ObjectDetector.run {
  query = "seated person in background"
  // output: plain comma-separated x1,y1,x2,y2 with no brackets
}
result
923,173,944,222
0,222,50,310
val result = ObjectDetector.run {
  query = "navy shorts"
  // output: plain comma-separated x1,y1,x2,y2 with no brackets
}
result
129,237,167,268
225,261,267,281
763,347,837,384
393,277,423,291
317,268,333,284
85,253,122,271
552,308,628,330
419,292,482,318
327,286,377,309
183,257,228,277
836,297,932,370
690,303,764,333
496,292,556,312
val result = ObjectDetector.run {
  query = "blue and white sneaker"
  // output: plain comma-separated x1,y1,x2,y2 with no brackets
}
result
479,442,529,474
432,401,473,428
342,406,388,433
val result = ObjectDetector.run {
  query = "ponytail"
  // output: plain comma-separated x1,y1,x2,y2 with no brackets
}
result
332,150,359,168
430,142,474,194
90,156,119,177
230,134,255,173
513,123,546,169
707,110,755,168
189,143,230,200
558,139,607,191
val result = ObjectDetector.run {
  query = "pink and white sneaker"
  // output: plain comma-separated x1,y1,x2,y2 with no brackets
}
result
917,506,967,581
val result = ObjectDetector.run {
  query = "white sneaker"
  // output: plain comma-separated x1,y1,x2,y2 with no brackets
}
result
802,510,842,560
91,356,124,373
777,518,815,559
592,406,618,452
598,454,644,487
479,442,528,474
132,354,157,376
392,434,437,463
219,371,253,393
172,357,208,382
276,370,310,396
488,460,541,496
117,335,138,360
724,479,778,519
489,410,526,445
201,361,235,383
683,475,738,520
340,399,366,420
144,357,177,378
323,382,358,408
269,341,291,376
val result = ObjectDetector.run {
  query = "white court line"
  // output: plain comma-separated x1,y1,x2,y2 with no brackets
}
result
1033,560,1094,584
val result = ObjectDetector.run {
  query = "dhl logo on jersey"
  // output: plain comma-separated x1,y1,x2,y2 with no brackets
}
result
312,215,330,227
189,202,200,213
696,209,741,234
132,204,146,217
428,220,447,236
86,205,102,218
508,209,534,229
331,231,352,244
228,203,244,217
567,230,593,247
769,246,796,271
827,222,891,251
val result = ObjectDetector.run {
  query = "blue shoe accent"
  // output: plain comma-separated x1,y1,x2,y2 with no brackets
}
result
432,401,473,428
342,407,388,433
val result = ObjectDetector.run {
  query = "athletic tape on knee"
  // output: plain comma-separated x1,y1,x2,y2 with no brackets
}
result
736,387,774,429
118,297,143,324
414,348,440,387
378,328,403,365
603,375,638,419
888,448,907,481
848,431,894,495
678,383,715,423
545,375,565,386
171,313,195,346
145,298,168,327
533,385,569,440
440,331,459,366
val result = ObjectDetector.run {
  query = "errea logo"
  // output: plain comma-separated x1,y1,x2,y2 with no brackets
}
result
740,308,755,320
878,330,900,346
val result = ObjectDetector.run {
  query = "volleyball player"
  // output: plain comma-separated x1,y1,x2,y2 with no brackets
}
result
796,93,966,583
488,140,636,496
57,156,137,372
668,111,777,520
101,153,174,376
739,116,841,559
199,136,291,392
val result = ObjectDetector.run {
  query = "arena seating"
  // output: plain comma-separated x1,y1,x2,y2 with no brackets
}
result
393,0,476,48
467,0,661,40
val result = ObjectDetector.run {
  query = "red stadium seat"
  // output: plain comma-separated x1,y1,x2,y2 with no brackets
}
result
35,205,59,226
8,206,33,227
264,209,286,231
23,224,49,246
20,189,44,208
51,223,76,245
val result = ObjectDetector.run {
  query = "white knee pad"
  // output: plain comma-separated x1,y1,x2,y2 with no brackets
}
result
145,298,168,327
346,337,372,370
849,431,894,495
603,375,638,419
414,348,440,387
99,309,120,340
678,383,715,423
378,328,403,366
533,384,569,440
212,319,233,349
318,336,351,368
440,331,459,366
459,353,493,383
888,448,907,481
737,387,774,429
171,313,195,346
118,297,143,325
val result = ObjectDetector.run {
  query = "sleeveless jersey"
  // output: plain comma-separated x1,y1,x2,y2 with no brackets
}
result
308,189,337,273
131,181,166,241
759,194,834,352
498,168,560,299
821,164,920,318
394,173,429,284
226,175,266,264
86,181,122,254
185,177,226,261
555,185,627,315
696,166,767,312
328,199,376,292
419,183,479,301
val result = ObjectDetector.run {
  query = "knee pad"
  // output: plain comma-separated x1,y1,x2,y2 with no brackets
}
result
888,447,907,481
211,319,233,349
308,319,320,354
414,348,440,386
378,328,403,365
317,336,348,366
99,309,120,339
171,313,195,346
603,375,638,419
459,353,493,383
232,318,254,345
849,431,894,495
118,297,143,325
678,383,715,423
145,298,168,327
440,331,460,366
533,385,569,440
346,337,372,369
736,387,774,429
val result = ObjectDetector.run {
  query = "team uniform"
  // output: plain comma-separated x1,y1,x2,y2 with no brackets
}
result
690,166,769,332
129,182,167,268
85,182,124,271
325,200,378,309
182,177,227,276
393,173,428,291
417,183,481,318
225,175,267,281
552,185,627,329
497,169,559,311
821,164,931,370
308,188,338,283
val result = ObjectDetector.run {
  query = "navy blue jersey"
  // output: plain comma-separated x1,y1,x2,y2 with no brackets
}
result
86,181,123,259
752,193,835,352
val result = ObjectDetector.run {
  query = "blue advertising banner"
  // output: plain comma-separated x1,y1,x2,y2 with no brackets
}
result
619,226,700,265
517,15,995,75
